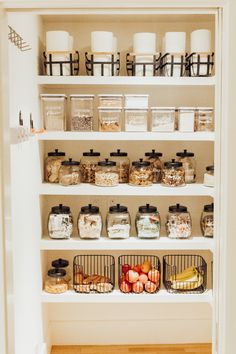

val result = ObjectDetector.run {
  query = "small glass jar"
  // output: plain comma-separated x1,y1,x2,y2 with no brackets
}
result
70,94,94,131
51,258,71,283
125,109,148,132
151,107,176,132
106,204,131,239
144,149,163,183
59,158,81,186
204,165,214,187
135,204,161,239
95,159,119,187
178,107,195,132
110,149,130,183
176,149,196,184
98,108,122,132
45,149,66,183
40,94,67,131
80,149,100,183
98,94,123,108
166,203,192,239
129,159,153,186
124,94,149,109
48,204,73,239
44,268,68,294
162,159,185,187
78,204,102,239
201,203,214,238
196,107,214,132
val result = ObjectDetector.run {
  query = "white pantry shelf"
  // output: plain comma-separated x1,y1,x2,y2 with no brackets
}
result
41,289,213,304
40,183,215,197
37,131,215,142
40,236,214,251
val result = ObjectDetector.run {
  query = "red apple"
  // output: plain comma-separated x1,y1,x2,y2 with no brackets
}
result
120,280,132,293
119,275,126,286
139,272,148,284
126,269,139,283
148,269,160,283
132,281,144,294
145,281,157,293
141,261,152,274
122,264,131,274
132,264,142,273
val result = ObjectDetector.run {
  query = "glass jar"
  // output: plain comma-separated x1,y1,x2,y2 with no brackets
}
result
48,204,73,239
51,258,71,283
106,204,131,239
124,109,148,132
151,107,176,132
95,159,119,187
204,165,214,187
44,268,68,294
166,204,192,239
59,158,81,186
98,94,123,108
201,203,214,238
176,149,196,184
196,107,214,132
124,94,149,109
109,149,130,183
135,204,161,239
45,149,66,183
80,149,100,183
70,94,94,131
129,159,153,186
162,159,185,187
178,107,195,132
144,149,163,183
98,108,122,132
78,204,102,239
40,94,67,131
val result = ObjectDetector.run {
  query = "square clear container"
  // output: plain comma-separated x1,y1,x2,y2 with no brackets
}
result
125,109,148,132
124,94,149,109
178,107,195,132
70,94,94,131
98,94,123,108
40,94,67,131
196,107,214,132
151,107,176,132
98,108,122,132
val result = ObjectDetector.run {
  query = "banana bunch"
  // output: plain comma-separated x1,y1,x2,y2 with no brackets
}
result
169,266,203,291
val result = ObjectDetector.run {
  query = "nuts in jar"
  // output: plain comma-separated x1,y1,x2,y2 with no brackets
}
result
48,204,73,239
166,204,192,239
201,203,214,238
70,94,94,131
110,149,130,183
176,149,196,184
80,149,100,183
106,204,131,239
162,159,185,187
95,159,119,187
129,159,153,186
135,204,161,239
78,204,102,239
144,149,163,183
45,149,66,183
59,158,81,186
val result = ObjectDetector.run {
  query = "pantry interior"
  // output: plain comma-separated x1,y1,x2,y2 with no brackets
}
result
1,2,229,354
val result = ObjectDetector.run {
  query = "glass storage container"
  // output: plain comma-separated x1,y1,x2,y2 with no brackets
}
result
204,165,214,187
125,109,148,132
176,149,196,184
144,149,163,183
129,159,153,186
196,107,214,132
98,108,122,132
151,107,176,132
166,204,192,239
95,159,119,187
135,204,161,239
80,149,100,183
51,258,71,283
48,204,73,239
45,268,68,294
178,107,195,132
40,94,67,131
98,94,123,108
45,149,65,183
124,94,149,109
162,159,185,187
106,204,131,239
70,94,94,131
201,203,214,238
78,204,102,239
109,149,130,183
59,158,81,186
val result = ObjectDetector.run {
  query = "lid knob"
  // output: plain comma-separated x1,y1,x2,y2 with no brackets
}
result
88,204,92,209
117,149,120,153
90,149,94,153
176,203,180,208
69,158,72,162
105,158,109,162
55,149,58,153
146,203,150,208
171,159,175,163
139,158,143,162
152,149,155,153
184,149,187,153
59,204,63,209
117,203,120,208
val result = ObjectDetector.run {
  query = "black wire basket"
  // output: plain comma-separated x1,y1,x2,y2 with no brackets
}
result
118,254,161,294
126,53,161,76
85,52,120,76
43,51,80,76
186,52,214,77
160,53,187,77
163,254,207,294
73,255,115,293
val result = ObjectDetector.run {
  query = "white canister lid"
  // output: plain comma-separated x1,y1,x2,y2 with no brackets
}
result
197,107,214,110
151,107,176,110
98,94,123,97
98,107,122,111
178,107,196,110
40,94,67,98
124,94,149,98
70,94,95,98
125,108,148,111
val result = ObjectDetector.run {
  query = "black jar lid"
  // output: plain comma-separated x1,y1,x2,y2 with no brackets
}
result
145,149,163,158
206,165,214,171
61,158,80,166
109,203,128,213
48,268,66,278
176,149,194,157
98,158,116,167
110,149,128,157
48,149,65,157
51,204,71,214
80,204,99,214
83,149,100,157
52,258,69,269
164,159,183,168
203,203,214,212
132,158,150,167
138,203,157,213
169,203,188,213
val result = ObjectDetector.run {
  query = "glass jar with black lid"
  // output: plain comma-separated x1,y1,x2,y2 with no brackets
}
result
135,204,161,238
129,158,153,186
201,203,214,238
166,203,192,239
162,159,185,187
95,159,119,187
110,149,130,183
45,149,66,183
48,204,73,239
78,204,102,239
59,158,81,186
204,165,214,187
80,149,100,183
45,258,70,294
106,204,131,239
144,149,163,183
176,149,196,184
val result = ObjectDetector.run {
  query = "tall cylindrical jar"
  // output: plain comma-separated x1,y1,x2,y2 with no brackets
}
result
80,149,100,183
106,204,131,239
176,149,196,184
144,149,163,183
45,149,66,183
109,149,130,183
166,203,192,239
48,204,73,239
78,204,102,239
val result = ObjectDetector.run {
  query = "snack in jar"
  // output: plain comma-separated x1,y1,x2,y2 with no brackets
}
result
44,259,70,294
135,204,161,239
98,108,122,132
162,159,185,187
106,204,131,239
196,107,214,132
201,203,214,238
45,149,66,183
78,204,102,239
80,149,100,183
48,204,73,239
95,159,119,187
129,158,153,186
70,94,94,131
59,158,81,186
109,149,130,183
176,149,196,184
144,149,163,183
166,203,192,239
